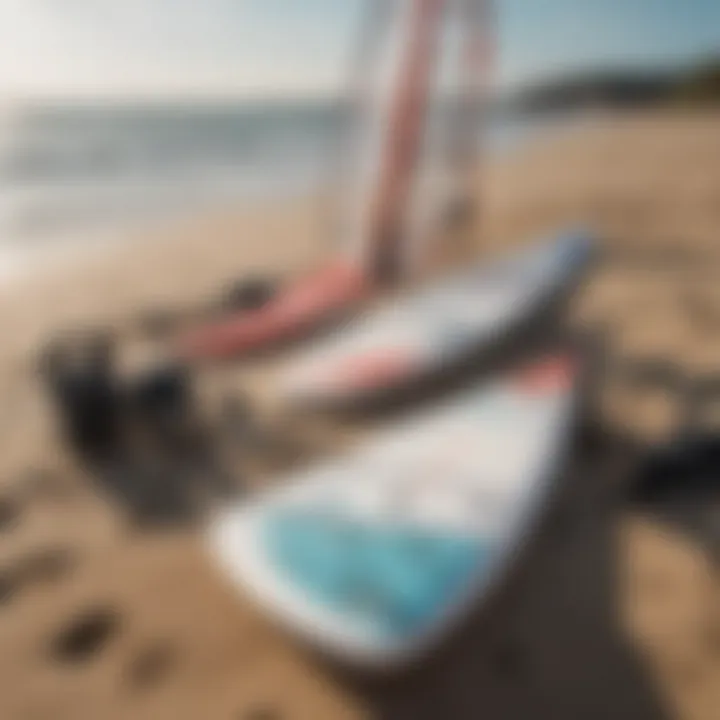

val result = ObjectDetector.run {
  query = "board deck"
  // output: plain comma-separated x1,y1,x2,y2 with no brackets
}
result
281,231,592,404
209,354,580,667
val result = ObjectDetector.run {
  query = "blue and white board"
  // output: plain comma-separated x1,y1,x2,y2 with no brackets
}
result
209,355,579,666
281,231,593,405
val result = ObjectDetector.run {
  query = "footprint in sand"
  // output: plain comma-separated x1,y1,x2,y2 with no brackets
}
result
51,607,120,663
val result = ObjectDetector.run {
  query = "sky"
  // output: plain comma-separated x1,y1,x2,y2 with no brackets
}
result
0,0,719,99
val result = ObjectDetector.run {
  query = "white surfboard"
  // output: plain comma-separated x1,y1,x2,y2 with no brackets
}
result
281,231,593,405
209,354,580,667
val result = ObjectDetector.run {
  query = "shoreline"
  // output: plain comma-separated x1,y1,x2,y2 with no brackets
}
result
0,108,592,294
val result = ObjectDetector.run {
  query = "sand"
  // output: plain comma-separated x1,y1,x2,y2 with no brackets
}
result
0,110,719,719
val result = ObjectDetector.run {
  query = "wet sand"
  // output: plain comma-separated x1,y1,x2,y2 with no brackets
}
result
0,111,719,719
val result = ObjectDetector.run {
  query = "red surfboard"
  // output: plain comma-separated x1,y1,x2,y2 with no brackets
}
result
180,261,369,359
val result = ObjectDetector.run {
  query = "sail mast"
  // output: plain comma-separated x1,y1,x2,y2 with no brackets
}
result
363,0,448,285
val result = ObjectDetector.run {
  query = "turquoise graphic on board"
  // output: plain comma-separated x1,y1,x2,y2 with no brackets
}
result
265,509,488,639
208,320,580,665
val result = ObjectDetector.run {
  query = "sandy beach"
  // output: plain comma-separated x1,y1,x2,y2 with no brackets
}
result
0,110,719,719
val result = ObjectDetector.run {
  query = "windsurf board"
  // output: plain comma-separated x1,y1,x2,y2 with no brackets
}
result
281,231,593,405
208,353,580,667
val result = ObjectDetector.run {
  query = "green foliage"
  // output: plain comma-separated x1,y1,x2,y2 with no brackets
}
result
511,56,720,112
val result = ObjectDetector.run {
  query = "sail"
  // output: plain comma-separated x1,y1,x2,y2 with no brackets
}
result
401,0,495,275
332,0,494,283
334,0,449,283
179,0,495,360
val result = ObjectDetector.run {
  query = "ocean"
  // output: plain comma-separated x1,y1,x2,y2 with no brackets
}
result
0,100,552,283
